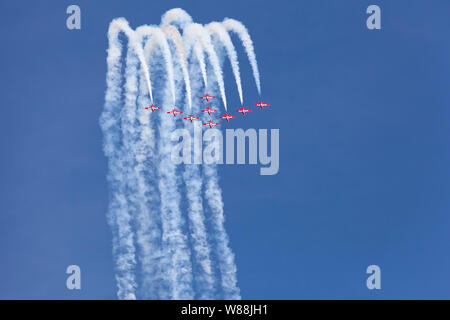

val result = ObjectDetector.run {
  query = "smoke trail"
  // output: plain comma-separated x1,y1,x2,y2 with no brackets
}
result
162,7,216,299
203,165,241,299
130,26,178,298
157,23,215,299
180,61,217,299
156,67,194,300
109,18,154,102
184,23,227,110
162,25,192,109
122,25,173,299
133,67,164,299
139,26,176,105
119,48,142,299
222,18,261,96
161,8,193,30
207,22,244,105
199,20,242,298
100,22,138,299
102,9,258,300
192,22,241,299
194,43,208,89
136,24,194,299
201,74,241,300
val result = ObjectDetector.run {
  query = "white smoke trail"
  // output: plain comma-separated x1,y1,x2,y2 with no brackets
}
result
182,139,216,299
162,8,216,299
194,43,208,89
162,25,193,109
133,68,164,299
201,71,241,299
204,165,241,299
222,18,261,96
119,49,142,299
161,8,193,30
118,25,171,300
157,97,195,299
100,22,138,300
136,24,194,299
161,8,206,102
109,18,154,102
184,23,227,110
180,62,216,299
151,37,195,297
178,19,241,300
102,9,258,300
139,26,176,105
207,22,244,105
130,26,177,298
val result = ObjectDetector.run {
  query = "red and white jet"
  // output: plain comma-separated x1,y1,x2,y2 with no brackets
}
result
203,120,219,128
145,104,161,112
219,113,236,122
254,101,270,109
200,93,216,102
167,108,183,117
236,107,252,115
201,106,218,116
183,114,200,123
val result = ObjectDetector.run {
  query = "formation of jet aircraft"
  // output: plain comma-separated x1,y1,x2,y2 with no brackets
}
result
146,93,270,127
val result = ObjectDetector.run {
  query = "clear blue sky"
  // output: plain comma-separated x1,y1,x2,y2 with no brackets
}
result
1,0,450,299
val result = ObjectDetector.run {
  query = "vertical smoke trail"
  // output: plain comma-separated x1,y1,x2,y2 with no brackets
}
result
130,26,174,297
207,22,244,105
180,61,216,299
135,26,187,298
133,67,164,299
118,26,171,300
184,23,228,110
194,44,208,89
201,72,241,300
102,9,257,300
128,26,162,300
162,8,216,299
203,164,241,299
156,62,194,300
119,48,142,299
222,18,261,96
100,22,138,299
157,106,195,299
140,26,176,105
193,22,241,299
182,135,216,299
162,25,192,109
160,8,241,299
134,25,194,299
109,18,154,102
161,8,206,100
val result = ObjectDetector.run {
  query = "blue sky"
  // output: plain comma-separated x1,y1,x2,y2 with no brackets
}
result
1,0,450,299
